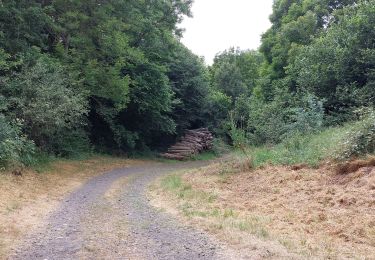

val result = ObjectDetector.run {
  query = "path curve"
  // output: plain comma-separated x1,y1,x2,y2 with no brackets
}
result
10,161,235,260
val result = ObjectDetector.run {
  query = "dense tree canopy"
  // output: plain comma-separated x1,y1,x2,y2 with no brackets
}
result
0,0,208,164
0,0,374,166
207,0,374,145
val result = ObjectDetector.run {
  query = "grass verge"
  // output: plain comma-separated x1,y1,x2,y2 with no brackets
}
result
149,159,375,259
238,123,364,168
149,171,296,259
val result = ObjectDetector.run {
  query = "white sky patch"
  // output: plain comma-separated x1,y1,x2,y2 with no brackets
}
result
179,0,274,65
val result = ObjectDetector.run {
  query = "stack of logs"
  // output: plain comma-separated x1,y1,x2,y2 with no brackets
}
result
161,128,214,160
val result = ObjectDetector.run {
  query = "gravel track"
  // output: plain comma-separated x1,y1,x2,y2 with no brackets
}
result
10,161,234,260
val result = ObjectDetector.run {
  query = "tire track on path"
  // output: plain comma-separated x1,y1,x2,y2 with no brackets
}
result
10,161,235,260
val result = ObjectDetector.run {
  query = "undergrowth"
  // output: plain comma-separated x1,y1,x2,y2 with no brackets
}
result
235,121,371,168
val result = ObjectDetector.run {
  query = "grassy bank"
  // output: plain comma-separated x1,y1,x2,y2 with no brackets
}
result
150,158,375,259
238,121,373,168
149,120,375,258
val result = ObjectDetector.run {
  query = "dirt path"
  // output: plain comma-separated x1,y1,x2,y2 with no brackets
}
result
9,161,236,260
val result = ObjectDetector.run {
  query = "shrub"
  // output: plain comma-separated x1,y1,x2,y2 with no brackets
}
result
50,128,92,158
228,111,248,149
211,138,231,156
336,108,375,159
245,92,324,145
2,50,88,153
283,94,324,138
247,94,290,145
0,115,35,168
246,123,356,168
203,90,232,136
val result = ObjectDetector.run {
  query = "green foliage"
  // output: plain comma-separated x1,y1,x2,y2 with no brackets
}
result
0,0,211,167
1,50,88,153
203,90,232,135
218,0,374,158
0,116,35,168
336,108,375,159
191,151,217,161
1,0,374,167
211,138,231,156
246,91,292,145
210,48,263,101
228,111,248,148
167,44,210,134
283,94,324,138
212,61,247,100
289,1,375,118
261,0,356,83
50,129,92,158
247,122,359,168
0,1,54,54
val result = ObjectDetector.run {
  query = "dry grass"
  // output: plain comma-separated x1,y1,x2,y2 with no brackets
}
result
149,157,375,259
149,170,297,259
335,156,375,175
0,156,143,258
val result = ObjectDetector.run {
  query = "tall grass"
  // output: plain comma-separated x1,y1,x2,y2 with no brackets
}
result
238,123,359,168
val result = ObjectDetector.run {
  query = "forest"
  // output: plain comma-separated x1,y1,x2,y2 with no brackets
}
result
0,0,375,168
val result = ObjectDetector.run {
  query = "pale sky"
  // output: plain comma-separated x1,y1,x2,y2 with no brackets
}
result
180,0,274,65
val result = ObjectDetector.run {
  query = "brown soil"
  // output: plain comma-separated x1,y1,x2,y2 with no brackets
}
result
151,158,375,259
336,156,375,175
0,156,142,258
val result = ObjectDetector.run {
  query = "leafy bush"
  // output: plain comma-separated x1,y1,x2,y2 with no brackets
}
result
289,1,375,116
211,138,231,156
242,91,324,146
336,108,375,159
2,50,89,153
283,94,324,138
0,116,35,168
203,90,232,136
246,91,291,145
50,129,92,158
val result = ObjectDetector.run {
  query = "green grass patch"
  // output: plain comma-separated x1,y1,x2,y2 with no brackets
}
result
191,151,218,161
229,216,270,239
28,152,56,173
161,174,187,190
157,173,272,240
161,174,217,203
235,123,359,168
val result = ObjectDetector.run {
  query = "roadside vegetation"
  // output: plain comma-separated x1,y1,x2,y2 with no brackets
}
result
149,2,375,257
1,1,375,171
235,113,375,168
150,154,375,259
